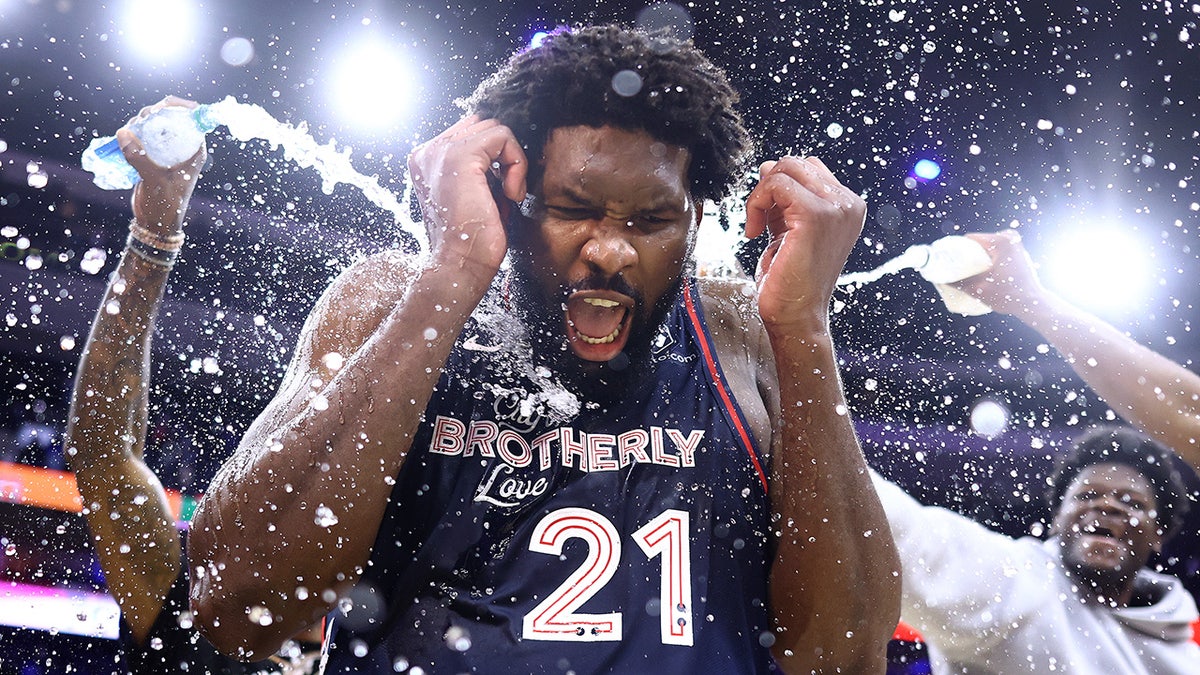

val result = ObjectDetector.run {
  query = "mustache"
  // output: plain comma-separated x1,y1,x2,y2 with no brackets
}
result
568,273,643,306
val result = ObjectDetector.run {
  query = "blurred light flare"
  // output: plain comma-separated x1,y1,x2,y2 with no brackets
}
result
913,158,942,180
220,37,255,67
970,399,1010,438
529,31,550,49
329,40,419,132
122,0,197,63
1041,224,1154,314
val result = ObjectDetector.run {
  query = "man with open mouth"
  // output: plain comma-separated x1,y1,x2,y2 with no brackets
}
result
190,24,899,674
875,426,1198,673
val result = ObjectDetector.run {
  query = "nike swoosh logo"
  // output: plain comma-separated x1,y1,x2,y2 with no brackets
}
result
462,336,503,352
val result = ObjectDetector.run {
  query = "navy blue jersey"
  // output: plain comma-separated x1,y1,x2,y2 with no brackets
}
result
324,280,776,674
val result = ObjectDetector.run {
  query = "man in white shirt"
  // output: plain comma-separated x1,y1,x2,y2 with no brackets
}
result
877,229,1200,674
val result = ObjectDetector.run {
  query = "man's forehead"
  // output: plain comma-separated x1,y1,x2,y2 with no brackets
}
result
1069,462,1155,494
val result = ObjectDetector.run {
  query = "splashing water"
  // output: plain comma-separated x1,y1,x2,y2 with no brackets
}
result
694,195,750,278
203,96,426,250
836,245,930,287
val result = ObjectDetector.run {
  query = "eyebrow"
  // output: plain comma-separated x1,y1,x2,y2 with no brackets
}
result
550,187,686,213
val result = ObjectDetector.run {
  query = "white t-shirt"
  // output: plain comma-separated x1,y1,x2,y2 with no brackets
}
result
874,472,1200,674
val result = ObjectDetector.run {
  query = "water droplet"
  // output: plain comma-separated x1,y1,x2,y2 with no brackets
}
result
611,70,643,97
444,625,472,652
314,504,339,527
248,605,274,626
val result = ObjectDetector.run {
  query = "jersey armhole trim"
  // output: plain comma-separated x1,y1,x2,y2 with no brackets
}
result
682,281,769,495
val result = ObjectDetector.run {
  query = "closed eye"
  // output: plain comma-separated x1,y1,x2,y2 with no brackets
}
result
635,212,683,232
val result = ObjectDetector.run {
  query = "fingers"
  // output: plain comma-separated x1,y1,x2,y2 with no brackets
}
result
117,127,207,176
744,155,862,240
411,117,528,202
965,229,1024,263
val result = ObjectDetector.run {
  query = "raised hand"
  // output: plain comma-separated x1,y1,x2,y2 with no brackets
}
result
117,95,207,235
954,230,1045,317
407,115,528,280
744,156,866,334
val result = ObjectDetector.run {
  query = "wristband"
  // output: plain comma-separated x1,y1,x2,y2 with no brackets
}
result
126,232,180,268
129,218,185,252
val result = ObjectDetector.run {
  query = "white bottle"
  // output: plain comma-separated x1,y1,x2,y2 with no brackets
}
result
914,235,994,316
81,105,218,190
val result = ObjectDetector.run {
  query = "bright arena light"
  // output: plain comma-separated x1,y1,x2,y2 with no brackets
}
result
529,31,551,49
1040,223,1154,313
122,0,197,63
329,40,419,132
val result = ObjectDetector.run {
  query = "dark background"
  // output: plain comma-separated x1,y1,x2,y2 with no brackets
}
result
1,0,1198,671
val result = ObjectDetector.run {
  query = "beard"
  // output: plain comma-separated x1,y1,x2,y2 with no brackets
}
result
1058,537,1138,605
504,256,683,405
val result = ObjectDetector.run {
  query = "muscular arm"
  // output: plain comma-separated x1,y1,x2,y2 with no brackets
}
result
765,321,899,672
959,231,1200,472
189,116,527,658
745,157,900,672
64,99,205,644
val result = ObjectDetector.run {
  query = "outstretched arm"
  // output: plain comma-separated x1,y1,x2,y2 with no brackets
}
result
188,116,528,658
870,471,1043,660
64,97,205,644
957,230,1200,472
746,157,900,672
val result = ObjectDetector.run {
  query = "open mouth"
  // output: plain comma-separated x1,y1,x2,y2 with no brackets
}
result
565,292,634,360
1077,521,1128,552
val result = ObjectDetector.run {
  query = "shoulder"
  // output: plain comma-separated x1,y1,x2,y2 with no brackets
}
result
694,275,777,454
695,276,764,352
695,275,758,321
694,275,772,374
304,248,420,350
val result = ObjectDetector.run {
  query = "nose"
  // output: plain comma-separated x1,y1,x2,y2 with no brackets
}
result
582,222,637,277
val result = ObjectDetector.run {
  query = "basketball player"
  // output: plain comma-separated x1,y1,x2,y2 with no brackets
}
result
190,26,900,673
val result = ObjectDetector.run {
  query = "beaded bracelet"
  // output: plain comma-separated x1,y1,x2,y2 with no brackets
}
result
129,218,185,253
126,232,180,268
126,219,184,268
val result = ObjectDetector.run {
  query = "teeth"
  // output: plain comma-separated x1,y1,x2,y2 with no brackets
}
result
578,325,621,344
583,298,620,308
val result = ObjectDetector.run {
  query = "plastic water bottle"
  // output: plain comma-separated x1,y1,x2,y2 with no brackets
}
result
913,235,994,315
81,105,219,190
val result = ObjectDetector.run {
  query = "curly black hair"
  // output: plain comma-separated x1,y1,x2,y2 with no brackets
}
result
1047,425,1190,541
462,24,753,203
